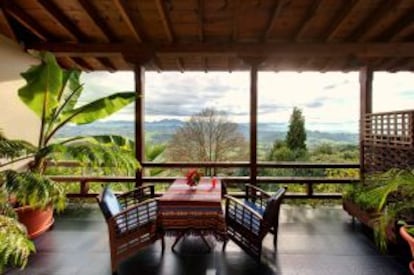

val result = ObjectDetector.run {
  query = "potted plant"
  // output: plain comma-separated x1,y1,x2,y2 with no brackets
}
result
0,52,138,238
0,135,35,272
343,168,414,252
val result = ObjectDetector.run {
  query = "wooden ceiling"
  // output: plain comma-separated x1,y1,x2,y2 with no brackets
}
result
1,0,414,72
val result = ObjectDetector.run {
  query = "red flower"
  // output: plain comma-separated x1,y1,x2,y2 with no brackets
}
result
185,169,201,187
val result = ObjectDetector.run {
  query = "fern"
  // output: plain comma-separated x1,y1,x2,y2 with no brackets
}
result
0,215,35,272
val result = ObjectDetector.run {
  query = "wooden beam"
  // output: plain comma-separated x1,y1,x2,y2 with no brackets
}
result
38,0,87,41
71,57,93,71
112,0,142,42
228,57,233,73
348,0,398,42
96,57,117,72
176,58,184,73
204,57,208,73
232,0,240,41
294,0,323,41
78,0,119,42
359,66,373,178
324,0,358,42
26,41,414,58
0,7,16,41
262,0,289,40
134,65,145,187
152,56,163,72
247,59,260,186
2,2,48,41
375,5,414,42
196,0,204,42
155,0,174,43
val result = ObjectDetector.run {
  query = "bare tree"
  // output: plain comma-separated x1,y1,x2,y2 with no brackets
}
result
166,108,248,174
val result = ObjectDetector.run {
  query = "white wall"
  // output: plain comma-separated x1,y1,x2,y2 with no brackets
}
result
0,35,39,145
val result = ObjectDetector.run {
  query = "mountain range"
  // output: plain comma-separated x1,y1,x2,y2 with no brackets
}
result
56,119,358,147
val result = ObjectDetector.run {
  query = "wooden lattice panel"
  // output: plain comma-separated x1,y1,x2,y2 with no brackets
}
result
364,110,414,149
364,145,414,173
363,110,414,173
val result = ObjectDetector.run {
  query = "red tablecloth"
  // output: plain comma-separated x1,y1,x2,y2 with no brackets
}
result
158,178,226,240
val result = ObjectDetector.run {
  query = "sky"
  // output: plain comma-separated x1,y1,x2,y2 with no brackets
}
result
79,70,414,133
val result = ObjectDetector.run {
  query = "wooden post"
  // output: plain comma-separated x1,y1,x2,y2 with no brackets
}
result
359,66,373,180
134,65,145,187
250,64,258,186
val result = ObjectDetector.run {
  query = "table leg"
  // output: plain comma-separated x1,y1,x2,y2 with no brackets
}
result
171,230,212,254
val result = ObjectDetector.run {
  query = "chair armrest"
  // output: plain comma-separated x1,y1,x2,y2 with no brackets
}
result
109,198,158,236
245,184,271,209
117,185,155,208
225,195,263,236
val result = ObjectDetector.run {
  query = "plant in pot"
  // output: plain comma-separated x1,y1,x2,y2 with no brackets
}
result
344,168,414,252
0,51,138,239
0,133,35,273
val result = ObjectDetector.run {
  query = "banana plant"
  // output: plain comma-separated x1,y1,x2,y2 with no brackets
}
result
0,52,138,210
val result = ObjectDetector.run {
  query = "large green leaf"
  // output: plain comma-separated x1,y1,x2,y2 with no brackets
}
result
58,70,83,112
61,92,135,125
17,52,63,119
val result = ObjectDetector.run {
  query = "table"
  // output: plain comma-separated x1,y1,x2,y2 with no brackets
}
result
158,178,227,252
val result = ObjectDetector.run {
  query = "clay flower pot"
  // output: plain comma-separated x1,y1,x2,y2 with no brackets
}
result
400,225,414,274
15,205,54,239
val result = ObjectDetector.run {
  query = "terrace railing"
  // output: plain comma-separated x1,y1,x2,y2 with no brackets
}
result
49,161,359,200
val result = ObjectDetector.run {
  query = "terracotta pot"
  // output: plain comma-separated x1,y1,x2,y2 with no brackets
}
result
15,205,54,239
400,226,414,274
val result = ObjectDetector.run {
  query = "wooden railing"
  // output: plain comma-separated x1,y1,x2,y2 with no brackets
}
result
50,161,359,200
364,110,414,149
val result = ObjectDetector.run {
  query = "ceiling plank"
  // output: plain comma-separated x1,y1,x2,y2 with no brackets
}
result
375,6,414,42
324,0,358,42
348,0,399,42
78,0,119,42
294,0,323,41
196,0,204,42
26,41,414,58
2,2,48,41
112,0,142,43
38,0,87,41
155,0,174,43
262,0,290,40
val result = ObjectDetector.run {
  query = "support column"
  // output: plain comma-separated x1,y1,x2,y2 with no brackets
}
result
241,56,264,186
359,66,373,180
249,64,258,186
134,65,145,187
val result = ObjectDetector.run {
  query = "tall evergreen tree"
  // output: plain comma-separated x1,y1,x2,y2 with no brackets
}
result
286,107,307,151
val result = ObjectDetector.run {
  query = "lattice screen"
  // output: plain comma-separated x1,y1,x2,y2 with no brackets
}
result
363,110,414,172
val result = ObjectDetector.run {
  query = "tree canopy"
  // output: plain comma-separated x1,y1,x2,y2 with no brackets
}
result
286,107,307,151
166,108,248,164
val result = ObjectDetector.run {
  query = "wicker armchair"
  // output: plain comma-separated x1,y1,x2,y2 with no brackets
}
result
97,185,165,274
223,185,286,260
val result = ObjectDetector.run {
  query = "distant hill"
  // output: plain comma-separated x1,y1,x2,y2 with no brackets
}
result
56,119,358,147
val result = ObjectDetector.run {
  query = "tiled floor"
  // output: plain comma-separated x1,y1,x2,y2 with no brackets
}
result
7,204,411,275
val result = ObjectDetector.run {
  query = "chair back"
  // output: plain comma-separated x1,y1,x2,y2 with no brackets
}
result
261,187,286,232
96,187,122,220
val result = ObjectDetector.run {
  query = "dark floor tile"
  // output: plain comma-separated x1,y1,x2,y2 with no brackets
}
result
6,204,410,275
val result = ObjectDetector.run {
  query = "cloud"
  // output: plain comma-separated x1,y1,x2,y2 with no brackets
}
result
77,70,412,133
